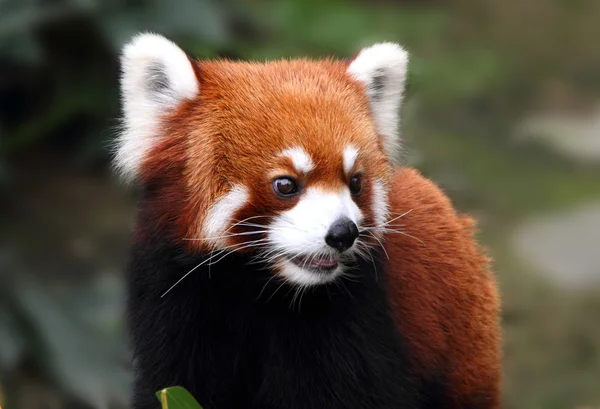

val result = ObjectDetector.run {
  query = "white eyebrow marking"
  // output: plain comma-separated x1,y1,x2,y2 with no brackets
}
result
280,147,314,173
343,145,359,175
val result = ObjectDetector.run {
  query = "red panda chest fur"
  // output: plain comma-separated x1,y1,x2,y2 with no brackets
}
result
117,34,502,409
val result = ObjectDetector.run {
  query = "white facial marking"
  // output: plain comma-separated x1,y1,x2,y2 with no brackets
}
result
115,33,199,182
279,263,342,286
280,147,314,174
372,179,389,236
203,185,249,246
347,42,408,162
343,145,359,175
268,187,363,285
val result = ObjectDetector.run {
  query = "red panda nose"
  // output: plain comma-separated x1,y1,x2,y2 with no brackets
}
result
325,217,359,252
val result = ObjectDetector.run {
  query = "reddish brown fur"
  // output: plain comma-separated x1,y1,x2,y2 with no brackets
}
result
385,168,502,407
137,56,501,407
140,59,389,248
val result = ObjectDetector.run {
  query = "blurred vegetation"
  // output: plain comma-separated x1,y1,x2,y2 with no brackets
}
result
1,0,600,408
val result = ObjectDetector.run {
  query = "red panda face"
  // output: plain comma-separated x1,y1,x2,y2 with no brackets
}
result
116,34,408,286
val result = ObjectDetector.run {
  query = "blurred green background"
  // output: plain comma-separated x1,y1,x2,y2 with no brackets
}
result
1,0,600,408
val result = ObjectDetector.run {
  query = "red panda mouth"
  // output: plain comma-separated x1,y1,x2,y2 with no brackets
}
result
290,254,339,271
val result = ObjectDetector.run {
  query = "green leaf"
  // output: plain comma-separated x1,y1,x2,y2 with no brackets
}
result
156,386,203,409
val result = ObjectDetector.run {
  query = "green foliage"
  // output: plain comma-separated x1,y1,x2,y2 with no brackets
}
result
156,387,203,409
0,266,131,407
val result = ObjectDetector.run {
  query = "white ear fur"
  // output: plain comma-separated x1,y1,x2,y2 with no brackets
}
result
115,33,199,181
346,43,409,161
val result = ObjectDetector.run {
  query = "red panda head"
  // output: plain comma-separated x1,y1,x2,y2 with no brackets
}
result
115,34,408,286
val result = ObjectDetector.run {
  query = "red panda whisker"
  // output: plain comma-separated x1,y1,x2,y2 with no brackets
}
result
340,252,358,266
296,284,311,312
183,230,269,241
236,222,312,234
334,277,355,301
222,217,270,234
299,283,312,311
234,222,301,233
383,230,426,247
254,250,281,264
221,216,273,235
250,252,286,266
365,231,390,260
265,273,294,304
338,271,361,283
229,215,295,230
251,244,298,265
207,245,266,266
264,242,307,258
292,282,312,312
382,209,413,223
290,284,302,312
355,245,378,263
163,238,270,298
229,215,273,227
263,254,290,265
357,234,380,254
380,224,407,229
257,243,291,259
360,225,425,247
354,241,379,282
256,273,282,301
204,239,272,267
202,240,268,269
362,209,413,230
303,252,317,270
260,245,326,265
207,247,216,279
222,238,271,252
361,223,406,231
233,223,270,229
372,223,402,231
380,229,409,234
385,209,415,217
219,238,269,249
160,247,230,297
352,242,370,259
234,215,310,230
248,252,275,265
332,279,343,296
300,248,327,265
260,249,298,265
296,283,306,304
247,254,266,265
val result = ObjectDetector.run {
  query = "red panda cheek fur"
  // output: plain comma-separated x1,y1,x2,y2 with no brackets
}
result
137,98,220,249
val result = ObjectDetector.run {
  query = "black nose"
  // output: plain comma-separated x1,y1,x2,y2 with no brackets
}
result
325,217,359,252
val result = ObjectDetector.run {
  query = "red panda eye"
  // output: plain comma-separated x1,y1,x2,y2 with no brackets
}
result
349,174,362,195
273,177,299,197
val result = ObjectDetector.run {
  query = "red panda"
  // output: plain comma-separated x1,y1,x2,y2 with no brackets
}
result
116,33,501,409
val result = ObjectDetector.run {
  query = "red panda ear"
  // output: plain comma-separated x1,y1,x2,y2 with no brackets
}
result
346,43,409,162
115,33,199,182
